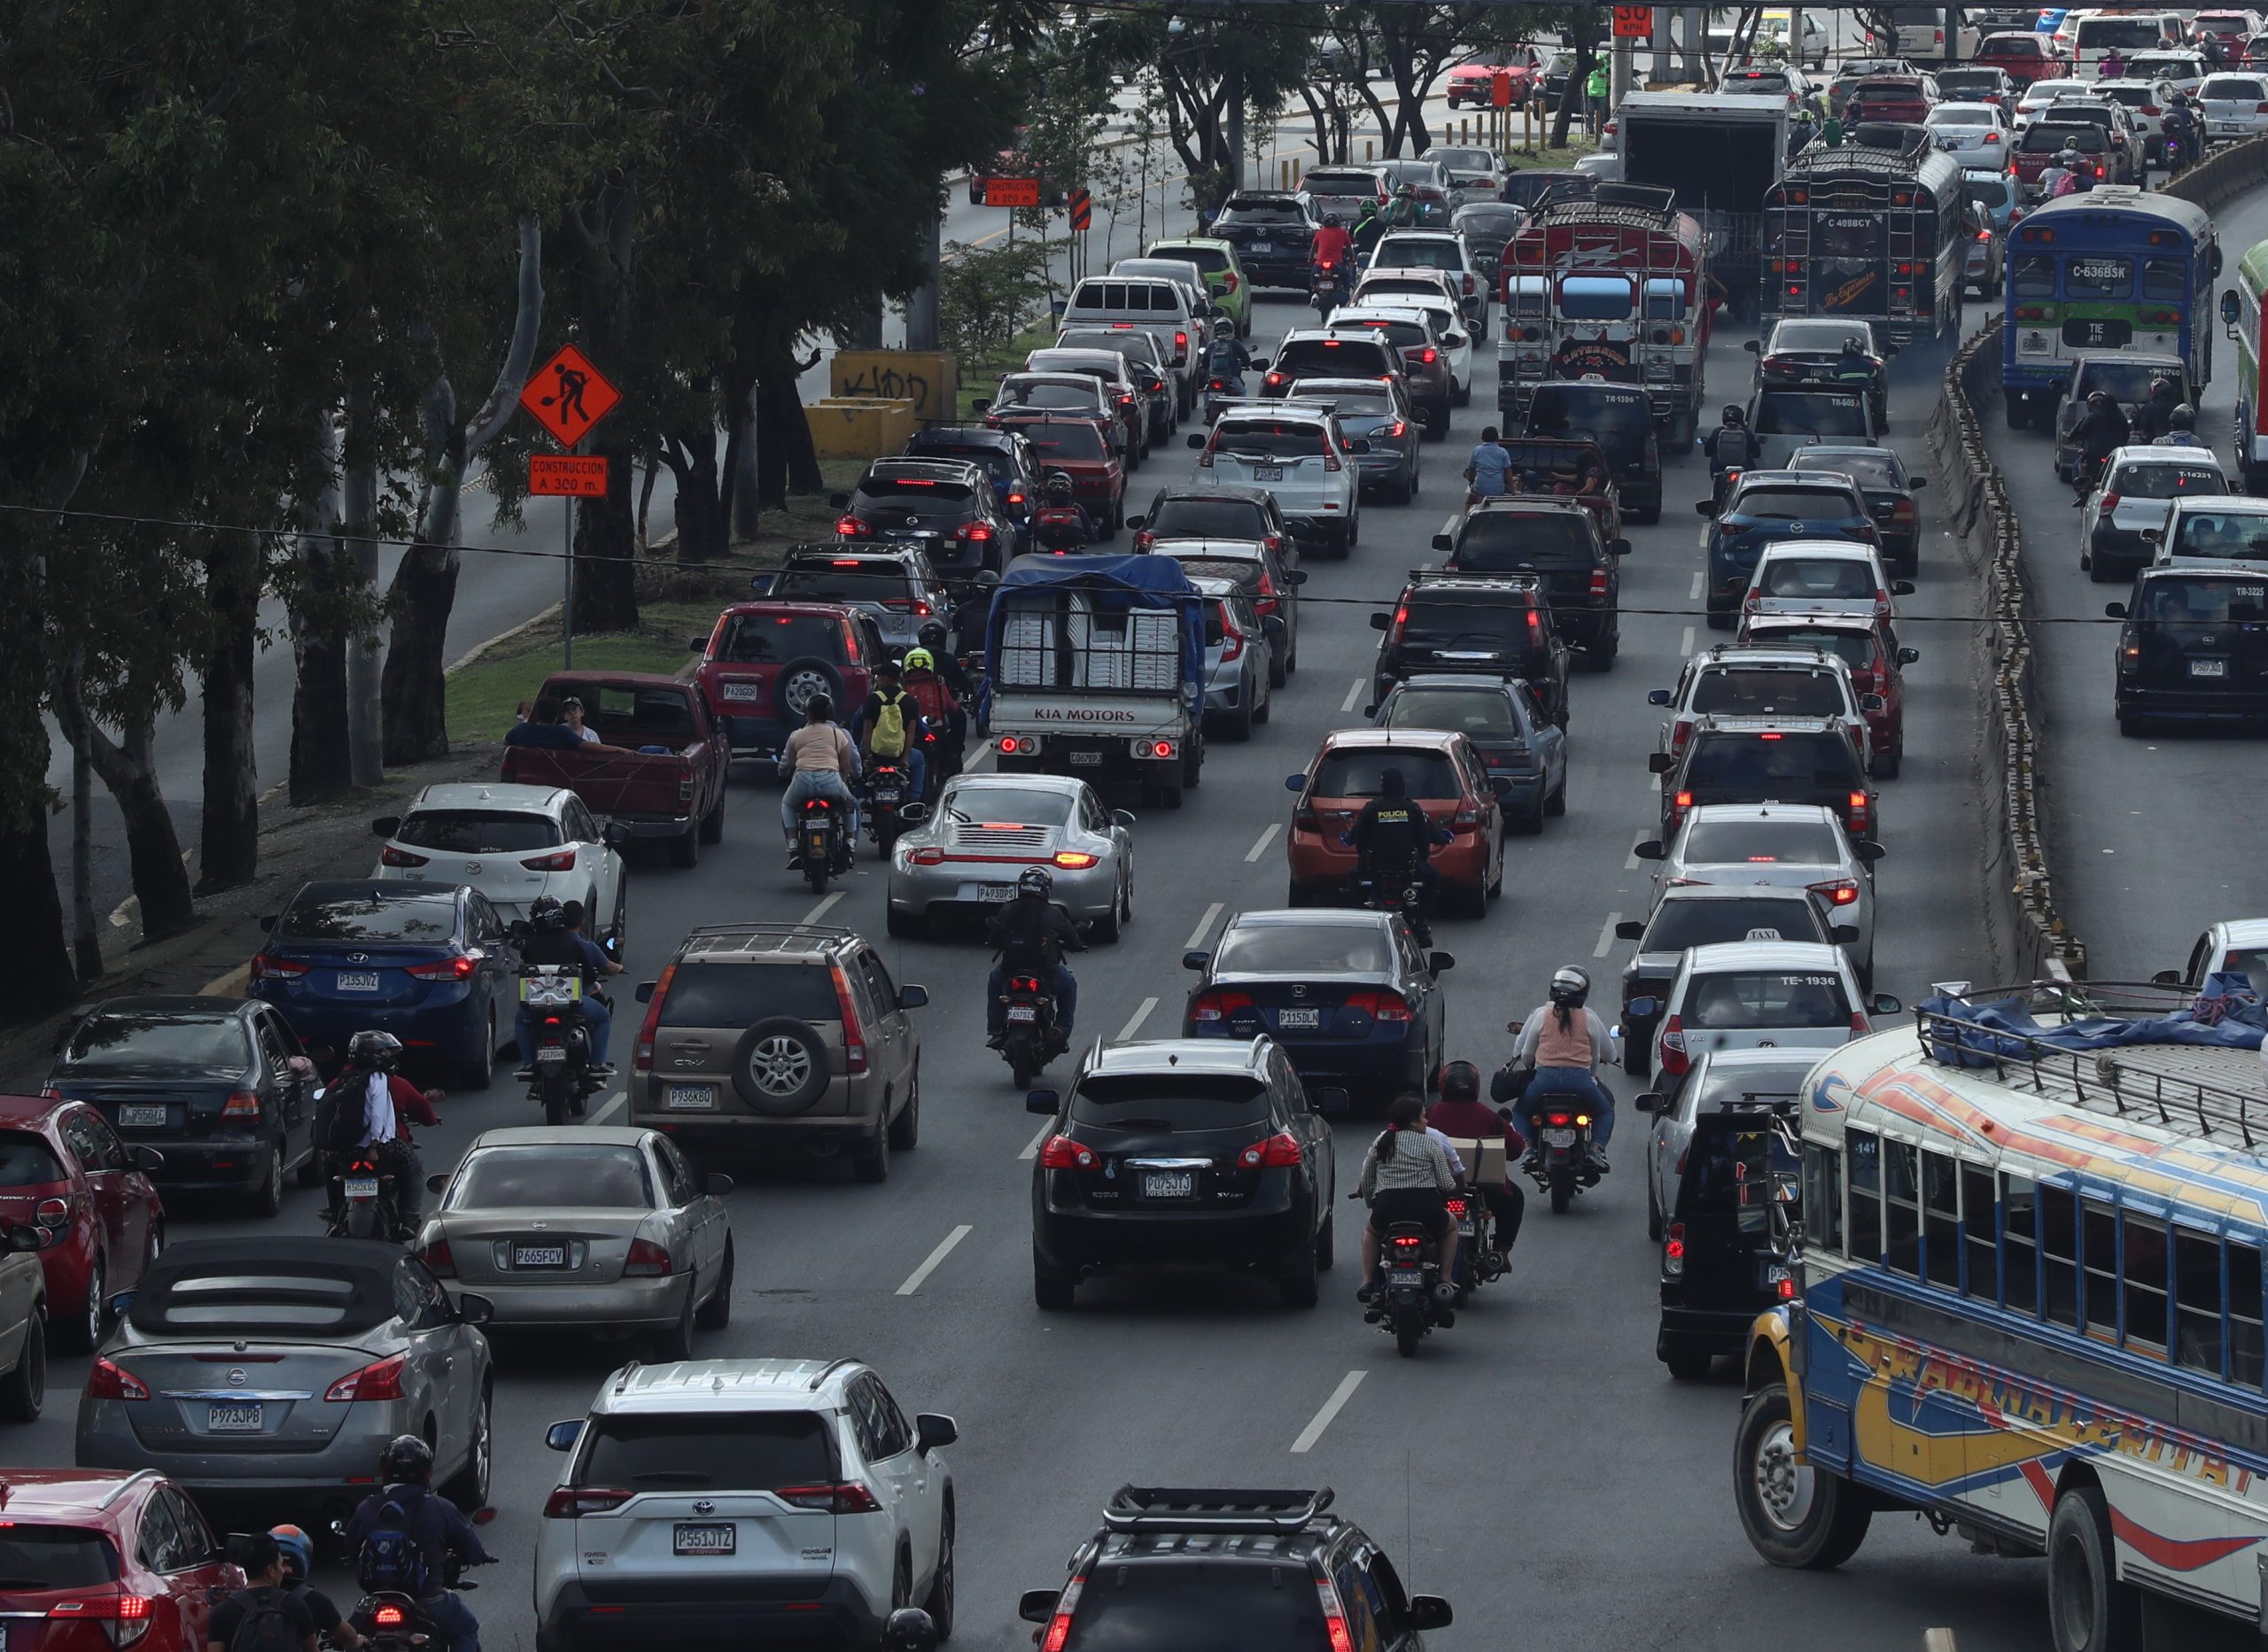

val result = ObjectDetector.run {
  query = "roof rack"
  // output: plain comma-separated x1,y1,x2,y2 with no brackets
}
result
1912,981,2268,1147
610,1360,642,1395
1102,1485,1335,1534
680,923,858,945
807,1355,860,1392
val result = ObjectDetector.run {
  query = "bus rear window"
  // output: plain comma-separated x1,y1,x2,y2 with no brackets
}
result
2141,259,2189,303
2063,256,2132,301
1558,276,1633,321
2012,254,2056,299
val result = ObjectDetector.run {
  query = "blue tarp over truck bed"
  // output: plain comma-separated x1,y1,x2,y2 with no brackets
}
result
985,553,1209,714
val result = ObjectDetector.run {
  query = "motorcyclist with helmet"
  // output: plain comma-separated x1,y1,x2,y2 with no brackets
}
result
1350,198,1386,260
1310,212,1355,307
916,618,981,746
2131,375,2180,442
204,1532,319,1652
1342,766,1444,947
1831,336,1875,391
2072,389,2131,502
858,656,928,810
2163,92,2201,170
512,895,617,1082
268,1525,363,1650
898,648,961,792
1702,403,1757,502
983,866,1085,1046
1207,316,1252,384
2153,403,2210,448
1493,966,1619,1169
1425,1060,1526,1263
1031,469,1095,552
325,1031,440,1232
343,1436,493,1652
1384,180,1420,229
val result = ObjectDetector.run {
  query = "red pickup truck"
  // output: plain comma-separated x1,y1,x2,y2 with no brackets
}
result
501,672,730,868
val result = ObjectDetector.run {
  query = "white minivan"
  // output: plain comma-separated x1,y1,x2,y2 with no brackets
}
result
2069,9,2185,75
1874,4,1983,61
1059,275,1205,414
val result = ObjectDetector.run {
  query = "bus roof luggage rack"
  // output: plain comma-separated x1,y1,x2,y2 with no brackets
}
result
1587,182,1676,216
1102,1486,1335,1534
1913,981,2268,1146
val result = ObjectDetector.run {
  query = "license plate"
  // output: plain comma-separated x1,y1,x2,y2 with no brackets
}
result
1388,1268,1424,1287
1276,1007,1321,1030
1457,1219,1476,1237
1007,1004,1038,1024
535,1046,568,1064
1250,241,1274,252
2191,658,2228,677
1068,750,1103,766
1251,464,1284,481
119,1105,168,1129
720,681,762,702
514,1245,568,1268
978,884,1017,902
207,1402,263,1431
872,786,902,803
673,1524,736,1555
335,971,380,993
666,1085,717,1111
1141,1171,1196,1198
1543,1128,1577,1147
343,1177,379,1198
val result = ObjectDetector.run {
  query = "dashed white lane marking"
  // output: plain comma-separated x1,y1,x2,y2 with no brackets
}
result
1679,625,1695,655
897,1224,973,1296
803,890,845,925
1018,1122,1052,1161
1184,902,1223,950
1624,834,1649,872
1116,997,1160,1042
589,1090,628,1125
1341,677,1365,713
1291,1369,1368,1454
1246,823,1280,862
1593,913,1621,958
1688,571,1704,601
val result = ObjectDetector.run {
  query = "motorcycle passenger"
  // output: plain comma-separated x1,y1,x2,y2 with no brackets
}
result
2131,375,2180,442
1702,403,1756,488
2153,403,2210,449
858,657,927,808
900,648,961,791
344,1436,493,1652
1343,766,1441,945
513,895,617,1081
269,1525,363,1651
1498,966,1619,1168
334,1031,439,1229
2072,389,2131,503
777,691,861,859
917,618,978,747
1384,180,1420,229
2164,95,2201,168
205,1531,320,1652
1354,1092,1460,1302
1207,316,1252,389
1425,1060,1526,1260
983,866,1085,1046
1032,469,1094,551
2055,139,2093,193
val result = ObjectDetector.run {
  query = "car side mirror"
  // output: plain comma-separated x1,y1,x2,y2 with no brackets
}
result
1186,433,1207,449
1182,950,1212,973
897,803,930,826
1615,919,1645,941
1633,1091,1665,1114
1832,924,1862,945
603,820,631,848
688,637,708,652
2224,289,2243,325
1634,840,1666,860
1025,1088,1060,1116
1284,773,1309,792
1897,646,1920,664
1857,841,1887,864
1125,515,1146,531
371,816,400,838
1285,569,1309,586
509,919,532,941
427,1173,450,1194
545,1419,585,1453
1646,688,1672,706
828,492,850,509
1368,612,1390,630
1694,500,1720,517
1908,475,1929,491
1646,752,1675,774
132,1145,166,1173
1409,1597,1454,1633
1870,993,1903,1017
1313,1086,1352,1116
5,1224,42,1254
749,572,777,596
635,981,657,1004
1488,774,1513,797
454,1292,494,1326
1020,1591,1061,1625
915,1413,959,1455
1892,579,1915,596
1609,537,1632,555
2152,967,2185,986
258,914,276,933
1112,809,1138,828
1626,997,1659,1020
2104,601,2129,619
897,985,930,1010
1250,356,1270,371
705,1173,736,1196
1431,532,1453,551
1429,950,1456,973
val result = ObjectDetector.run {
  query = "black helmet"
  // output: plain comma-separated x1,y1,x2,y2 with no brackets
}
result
1841,336,1865,354
1440,1060,1481,1103
1324,212,1342,228
530,896,566,932
1018,865,1053,897
1721,404,1745,425
1549,965,1592,1005
2151,376,2176,399
379,1434,434,1486
882,1610,939,1652
917,619,948,650
1044,469,1075,504
1378,766,1406,796
2088,389,2115,408
346,1030,403,1072
2170,403,2196,430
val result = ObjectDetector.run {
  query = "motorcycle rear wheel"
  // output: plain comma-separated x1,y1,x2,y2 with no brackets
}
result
1550,1164,1575,1214
541,1070,573,1127
1394,1318,1422,1358
346,1199,380,1240
804,857,830,894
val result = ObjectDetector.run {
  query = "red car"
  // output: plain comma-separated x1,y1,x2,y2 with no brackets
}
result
984,413,1128,536
1845,74,1939,124
690,601,887,764
1976,31,2070,84
1737,613,1920,778
0,1096,164,1353
1284,728,1507,913
0,1470,243,1652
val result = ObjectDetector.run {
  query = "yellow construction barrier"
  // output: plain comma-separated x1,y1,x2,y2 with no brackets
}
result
805,398,918,460
828,350,959,425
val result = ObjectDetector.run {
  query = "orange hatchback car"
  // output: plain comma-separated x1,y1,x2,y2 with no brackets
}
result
1282,729,1508,914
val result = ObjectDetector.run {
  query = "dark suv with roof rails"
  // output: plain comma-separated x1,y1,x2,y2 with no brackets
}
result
832,457,1014,582
901,425,1043,554
1437,496,1628,668
1370,570,1573,725
2108,564,2268,733
1020,1485,1452,1651
1650,713,1879,843
1208,191,1319,290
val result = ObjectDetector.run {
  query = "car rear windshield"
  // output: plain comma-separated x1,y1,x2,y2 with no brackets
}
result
1754,393,1869,438
131,1261,391,1333
1216,922,1394,975
858,475,975,502
1979,37,2043,58
1454,512,1596,569
1527,386,1651,440
1272,339,1393,377
1695,1066,1810,1112
1645,897,1824,950
0,1526,120,1588
579,1412,834,1492
1060,333,1155,367
1687,733,1862,789
397,810,563,853
1060,1559,1330,1650
998,382,1101,413
2167,510,2268,558
1690,669,1847,718
1340,317,1430,352
1213,423,1327,460
2079,17,2173,50
1682,970,1853,1028
1963,177,2011,211
64,1012,252,1072
1152,244,1229,274
2074,359,2167,404
1218,198,1308,222
1732,487,1857,522
452,1144,653,1210
1758,557,1878,601
1502,172,1589,208
1772,322,1869,354
0,1131,68,1188
1677,1114,1801,1229
1171,557,1261,588
2021,123,2103,152
276,894,456,944
1937,72,2002,95
1015,423,1108,461
1068,1074,1271,1133
1146,498,1270,539
1309,747,1463,799
1757,628,1875,672
1375,239,1459,270
2137,576,2268,624
658,963,842,1028
1682,818,1845,865
1793,451,1903,490
1727,70,1793,94
720,612,846,664
1383,687,1518,737
2203,75,2267,97
945,787,1076,826
1396,594,1530,653
2110,463,2225,500
1431,147,1493,170
773,569,917,609
1305,172,1379,197
561,683,699,741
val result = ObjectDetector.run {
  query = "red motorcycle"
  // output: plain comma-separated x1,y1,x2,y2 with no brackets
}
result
1032,506,1090,553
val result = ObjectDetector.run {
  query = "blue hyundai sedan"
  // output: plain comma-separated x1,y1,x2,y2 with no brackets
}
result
1696,469,1879,629
248,880,520,1085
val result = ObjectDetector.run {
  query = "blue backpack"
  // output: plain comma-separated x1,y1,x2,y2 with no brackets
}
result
355,1497,430,1596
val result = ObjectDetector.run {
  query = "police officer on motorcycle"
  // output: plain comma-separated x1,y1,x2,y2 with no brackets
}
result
983,867,1085,1046
513,896,616,1082
342,1437,493,1652
1344,767,1441,946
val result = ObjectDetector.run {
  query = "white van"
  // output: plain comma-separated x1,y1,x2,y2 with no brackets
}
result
2069,9,2185,74
1873,4,1983,60
1059,275,1203,413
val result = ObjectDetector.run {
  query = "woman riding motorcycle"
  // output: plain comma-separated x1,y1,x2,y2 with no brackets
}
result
1493,966,1619,1169
1354,1092,1460,1304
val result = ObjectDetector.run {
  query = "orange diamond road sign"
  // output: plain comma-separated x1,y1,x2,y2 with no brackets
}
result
529,455,610,498
1069,189,1093,230
983,176,1042,208
520,345,620,448
1613,5,1653,39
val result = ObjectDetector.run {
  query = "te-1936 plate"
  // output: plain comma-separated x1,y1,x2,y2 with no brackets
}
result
1140,1171,1196,1199
673,1523,735,1555
207,1403,263,1431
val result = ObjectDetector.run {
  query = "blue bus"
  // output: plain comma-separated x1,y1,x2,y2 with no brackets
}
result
2000,186,2218,431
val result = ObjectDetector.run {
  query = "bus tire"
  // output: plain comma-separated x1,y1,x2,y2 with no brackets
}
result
2048,1482,2142,1652
2005,397,2031,432
1733,1381,1872,1571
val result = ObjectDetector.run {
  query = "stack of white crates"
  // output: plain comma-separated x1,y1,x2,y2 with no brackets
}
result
998,594,1181,693
997,601,1057,689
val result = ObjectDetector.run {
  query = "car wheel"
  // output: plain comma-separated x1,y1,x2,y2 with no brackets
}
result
1664,1346,1714,1382
1733,1382,1873,1569
2048,1483,2142,1652
65,1255,104,1354
0,1307,44,1423
1872,745,1901,779
729,1019,831,1114
443,1383,493,1508
651,1281,697,1361
889,1069,921,1149
252,1137,285,1219
852,1109,891,1183
459,1005,495,1091
924,1498,957,1640
698,789,726,845
1092,878,1124,944
696,1239,734,1329
1314,1207,1333,1270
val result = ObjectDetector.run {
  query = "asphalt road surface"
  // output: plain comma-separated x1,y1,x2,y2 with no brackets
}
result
19,233,2078,1652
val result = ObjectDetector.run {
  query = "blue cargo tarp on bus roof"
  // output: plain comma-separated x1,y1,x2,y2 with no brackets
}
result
1921,973,2268,1068
985,553,1208,704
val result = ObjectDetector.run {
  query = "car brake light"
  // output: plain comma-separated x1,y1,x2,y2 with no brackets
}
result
543,1486,633,1518
1386,419,1407,437
1322,452,1342,472
957,522,994,544
1052,851,1099,870
830,961,868,1074
1238,1131,1303,1168
251,953,309,981
379,845,430,868
87,1358,149,1401
1190,989,1254,1023
418,1237,454,1276
625,1237,672,1276
1462,272,1475,295
1418,348,1438,365
406,953,479,981
520,849,578,871
1174,330,1188,355
2100,492,2121,512
1659,1014,1690,1076
221,1089,261,1120
1042,1575,1088,1652
1665,1221,1686,1276
1386,601,1409,643
1849,790,1870,834
633,962,675,1073
1852,1009,1874,1037
1346,988,1412,1023
775,1482,884,1514
1320,1578,1357,1652
326,1353,407,1402
48,1595,154,1647
1040,1135,1101,1169
835,515,871,537
1673,788,1693,815
1810,878,1861,906
1588,569,1609,596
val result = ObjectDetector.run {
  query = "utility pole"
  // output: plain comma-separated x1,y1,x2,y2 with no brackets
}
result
1652,5,1671,82
905,207,942,353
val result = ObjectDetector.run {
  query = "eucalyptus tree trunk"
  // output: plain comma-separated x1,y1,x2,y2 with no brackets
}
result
197,528,262,892
53,654,197,941
289,412,353,804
